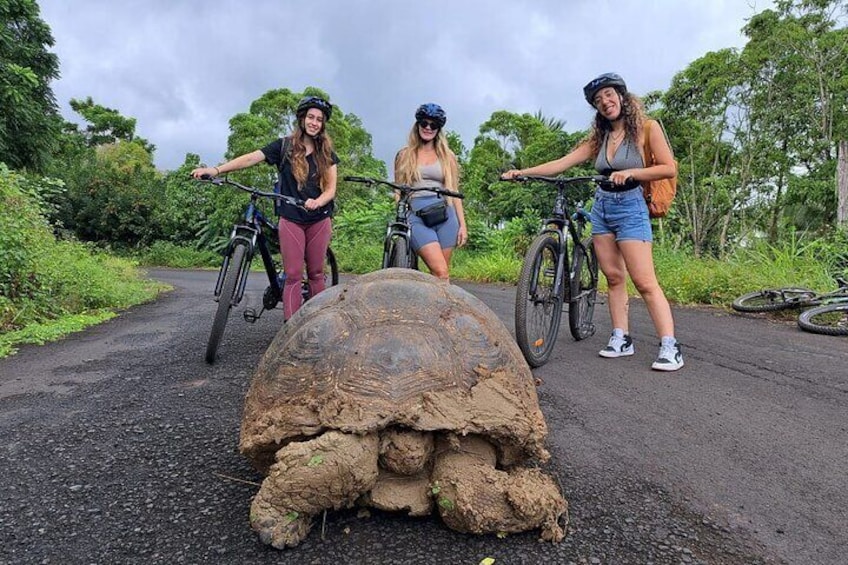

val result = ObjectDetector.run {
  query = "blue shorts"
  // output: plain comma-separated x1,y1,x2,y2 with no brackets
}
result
590,187,653,243
408,195,460,251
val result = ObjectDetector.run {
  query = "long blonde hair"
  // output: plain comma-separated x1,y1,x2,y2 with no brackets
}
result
394,125,459,191
585,90,647,158
289,117,335,192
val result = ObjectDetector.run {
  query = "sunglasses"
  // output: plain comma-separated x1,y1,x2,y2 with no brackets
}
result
417,120,440,130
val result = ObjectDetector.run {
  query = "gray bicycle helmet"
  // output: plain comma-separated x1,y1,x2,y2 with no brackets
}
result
296,96,333,120
583,73,627,106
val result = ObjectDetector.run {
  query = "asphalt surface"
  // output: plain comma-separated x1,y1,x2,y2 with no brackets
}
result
1,268,845,565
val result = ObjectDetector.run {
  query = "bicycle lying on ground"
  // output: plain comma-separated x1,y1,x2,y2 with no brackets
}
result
501,175,612,367
195,176,339,363
731,277,848,336
343,176,464,269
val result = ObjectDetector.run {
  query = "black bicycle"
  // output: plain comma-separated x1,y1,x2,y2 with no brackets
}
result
503,175,610,367
344,176,464,269
732,276,848,336
196,176,339,363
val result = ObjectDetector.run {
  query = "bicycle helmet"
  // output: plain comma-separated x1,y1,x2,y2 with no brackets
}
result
415,103,447,128
296,96,333,120
583,73,627,106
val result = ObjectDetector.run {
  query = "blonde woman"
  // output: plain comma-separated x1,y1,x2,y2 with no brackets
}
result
394,103,467,280
503,74,682,371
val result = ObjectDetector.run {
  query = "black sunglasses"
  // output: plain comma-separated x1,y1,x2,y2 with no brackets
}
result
417,120,440,130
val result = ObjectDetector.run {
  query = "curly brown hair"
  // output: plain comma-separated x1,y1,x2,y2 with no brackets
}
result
585,90,647,158
289,117,335,192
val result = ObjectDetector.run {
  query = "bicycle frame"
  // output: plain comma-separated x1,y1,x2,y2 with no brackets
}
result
382,191,416,269
525,176,599,303
213,198,280,308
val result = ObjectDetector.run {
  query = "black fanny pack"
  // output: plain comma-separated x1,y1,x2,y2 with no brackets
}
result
416,199,448,227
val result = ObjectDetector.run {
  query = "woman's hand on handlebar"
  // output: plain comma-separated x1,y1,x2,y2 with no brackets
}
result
501,169,522,180
303,198,322,211
190,166,219,180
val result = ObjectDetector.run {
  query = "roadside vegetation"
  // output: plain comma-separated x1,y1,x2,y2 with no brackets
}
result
2,0,846,357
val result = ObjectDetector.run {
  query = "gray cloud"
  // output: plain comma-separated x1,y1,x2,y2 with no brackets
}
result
39,0,773,171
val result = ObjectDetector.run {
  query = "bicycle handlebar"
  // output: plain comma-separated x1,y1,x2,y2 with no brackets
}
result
344,175,464,199
196,175,306,209
502,174,612,188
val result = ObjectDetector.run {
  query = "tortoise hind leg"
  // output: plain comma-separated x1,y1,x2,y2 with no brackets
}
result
250,431,379,548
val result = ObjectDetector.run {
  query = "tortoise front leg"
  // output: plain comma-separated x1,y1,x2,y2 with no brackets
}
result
250,431,379,548
431,434,568,542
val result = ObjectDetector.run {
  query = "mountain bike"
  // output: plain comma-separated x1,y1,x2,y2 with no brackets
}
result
731,277,848,312
196,176,339,363
502,175,611,367
343,176,464,269
732,277,848,336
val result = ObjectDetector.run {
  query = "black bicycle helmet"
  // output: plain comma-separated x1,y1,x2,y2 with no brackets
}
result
583,73,627,106
414,103,447,128
296,96,333,120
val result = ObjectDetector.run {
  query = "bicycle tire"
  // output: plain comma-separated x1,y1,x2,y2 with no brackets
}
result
206,242,248,364
326,247,340,286
798,303,848,336
568,238,598,340
515,234,564,368
387,237,411,269
731,288,817,312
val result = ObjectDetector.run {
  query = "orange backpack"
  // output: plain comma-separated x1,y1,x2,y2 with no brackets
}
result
641,120,677,219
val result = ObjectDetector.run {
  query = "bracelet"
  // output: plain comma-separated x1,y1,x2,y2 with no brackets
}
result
213,166,220,176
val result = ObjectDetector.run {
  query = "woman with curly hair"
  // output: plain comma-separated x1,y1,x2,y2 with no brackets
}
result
191,95,338,321
394,103,467,281
503,74,682,371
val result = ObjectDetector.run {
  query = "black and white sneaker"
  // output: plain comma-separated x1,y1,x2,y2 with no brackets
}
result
599,332,634,358
652,341,684,371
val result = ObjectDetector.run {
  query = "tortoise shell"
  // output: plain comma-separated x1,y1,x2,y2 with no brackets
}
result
239,269,549,472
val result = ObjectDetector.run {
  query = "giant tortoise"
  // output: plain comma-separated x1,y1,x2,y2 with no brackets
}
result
239,268,567,548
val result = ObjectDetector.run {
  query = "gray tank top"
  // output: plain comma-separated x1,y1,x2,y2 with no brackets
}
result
411,161,444,198
594,132,645,174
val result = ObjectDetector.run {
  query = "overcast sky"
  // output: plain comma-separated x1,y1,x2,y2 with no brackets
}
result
39,0,773,172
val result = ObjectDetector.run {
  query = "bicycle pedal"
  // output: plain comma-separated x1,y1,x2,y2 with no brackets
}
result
243,308,260,323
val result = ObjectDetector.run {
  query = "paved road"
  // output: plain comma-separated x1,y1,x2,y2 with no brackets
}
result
1,269,845,565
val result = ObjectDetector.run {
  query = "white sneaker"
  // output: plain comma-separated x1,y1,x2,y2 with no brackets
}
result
652,341,684,371
599,332,634,358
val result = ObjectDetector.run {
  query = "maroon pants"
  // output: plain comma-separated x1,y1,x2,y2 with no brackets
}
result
278,217,332,320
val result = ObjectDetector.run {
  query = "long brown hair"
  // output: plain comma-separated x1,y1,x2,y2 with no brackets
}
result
394,125,459,191
585,90,647,158
289,117,335,192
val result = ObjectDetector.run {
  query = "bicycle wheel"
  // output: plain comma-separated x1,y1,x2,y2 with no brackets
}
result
387,237,411,268
568,238,598,340
731,288,817,312
206,242,248,364
326,247,340,286
798,303,848,336
515,234,564,368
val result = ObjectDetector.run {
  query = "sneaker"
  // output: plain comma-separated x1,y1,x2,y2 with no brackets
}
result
652,341,684,371
599,331,634,358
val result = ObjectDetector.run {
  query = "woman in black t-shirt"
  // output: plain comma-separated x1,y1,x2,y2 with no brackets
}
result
191,96,338,321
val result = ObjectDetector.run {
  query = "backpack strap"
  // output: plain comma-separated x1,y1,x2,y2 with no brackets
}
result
279,135,293,170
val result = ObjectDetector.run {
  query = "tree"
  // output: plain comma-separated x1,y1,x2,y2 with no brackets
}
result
463,110,588,224
0,0,60,171
46,99,161,246
68,97,155,154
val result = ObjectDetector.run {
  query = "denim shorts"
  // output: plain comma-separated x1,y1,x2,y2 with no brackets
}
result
409,195,460,251
590,187,653,242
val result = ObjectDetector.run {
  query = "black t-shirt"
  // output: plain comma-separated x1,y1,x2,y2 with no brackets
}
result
261,137,339,224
